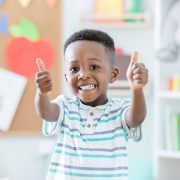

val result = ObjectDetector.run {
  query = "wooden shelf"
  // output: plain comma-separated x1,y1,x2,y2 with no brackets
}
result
79,12,150,28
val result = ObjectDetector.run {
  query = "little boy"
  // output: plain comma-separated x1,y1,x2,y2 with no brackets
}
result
35,29,148,180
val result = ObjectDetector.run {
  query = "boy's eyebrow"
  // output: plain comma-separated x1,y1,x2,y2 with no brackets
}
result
87,58,101,62
67,58,101,65
66,59,79,65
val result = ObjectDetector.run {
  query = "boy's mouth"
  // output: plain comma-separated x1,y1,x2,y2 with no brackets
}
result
78,84,96,91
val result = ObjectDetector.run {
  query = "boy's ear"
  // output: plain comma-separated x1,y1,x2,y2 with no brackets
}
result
109,67,119,83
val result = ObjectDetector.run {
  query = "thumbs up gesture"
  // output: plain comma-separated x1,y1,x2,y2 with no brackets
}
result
35,58,53,95
126,51,148,90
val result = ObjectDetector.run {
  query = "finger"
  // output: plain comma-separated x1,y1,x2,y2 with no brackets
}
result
133,67,148,75
36,58,46,72
35,71,50,78
130,51,139,66
37,83,52,90
133,74,148,83
133,63,145,68
35,76,52,86
39,84,53,94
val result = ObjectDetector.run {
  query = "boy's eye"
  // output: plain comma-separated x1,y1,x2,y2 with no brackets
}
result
90,64,100,70
69,67,80,73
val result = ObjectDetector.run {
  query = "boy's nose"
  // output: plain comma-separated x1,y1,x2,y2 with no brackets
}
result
78,70,91,80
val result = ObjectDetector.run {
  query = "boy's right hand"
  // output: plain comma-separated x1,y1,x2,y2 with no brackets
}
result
35,58,53,95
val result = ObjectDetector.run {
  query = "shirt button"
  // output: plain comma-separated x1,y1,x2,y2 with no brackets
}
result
89,112,94,116
87,124,91,128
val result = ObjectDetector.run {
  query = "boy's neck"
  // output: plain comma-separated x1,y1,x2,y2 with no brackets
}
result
79,97,109,107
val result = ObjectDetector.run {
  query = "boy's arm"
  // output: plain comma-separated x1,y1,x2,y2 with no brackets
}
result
35,92,59,122
125,52,148,128
35,58,59,122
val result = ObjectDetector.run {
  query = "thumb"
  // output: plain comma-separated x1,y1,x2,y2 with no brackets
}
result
129,51,139,66
36,58,46,72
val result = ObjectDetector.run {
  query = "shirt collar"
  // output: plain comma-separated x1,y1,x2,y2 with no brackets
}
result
76,97,112,111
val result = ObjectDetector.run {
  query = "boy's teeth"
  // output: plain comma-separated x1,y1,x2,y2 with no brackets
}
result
80,85,95,90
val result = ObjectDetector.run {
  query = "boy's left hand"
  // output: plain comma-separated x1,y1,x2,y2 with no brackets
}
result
126,51,148,90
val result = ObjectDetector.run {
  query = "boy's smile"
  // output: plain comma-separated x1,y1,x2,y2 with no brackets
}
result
78,84,96,91
64,40,118,107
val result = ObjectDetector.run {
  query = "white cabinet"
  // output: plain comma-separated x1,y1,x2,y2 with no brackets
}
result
154,0,180,179
154,61,180,180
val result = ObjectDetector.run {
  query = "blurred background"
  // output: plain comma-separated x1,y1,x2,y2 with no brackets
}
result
0,0,180,180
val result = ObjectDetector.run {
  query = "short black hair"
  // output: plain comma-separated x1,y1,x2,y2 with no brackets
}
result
64,29,115,61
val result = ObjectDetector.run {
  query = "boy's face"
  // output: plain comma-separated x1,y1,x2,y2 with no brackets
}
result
64,40,118,106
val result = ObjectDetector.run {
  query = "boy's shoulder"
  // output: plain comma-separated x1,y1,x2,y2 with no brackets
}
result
109,97,131,104
53,95,78,106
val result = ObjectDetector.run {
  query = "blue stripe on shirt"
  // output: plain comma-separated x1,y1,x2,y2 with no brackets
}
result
51,162,128,171
56,143,126,152
60,130,128,142
54,150,127,158
49,169,128,178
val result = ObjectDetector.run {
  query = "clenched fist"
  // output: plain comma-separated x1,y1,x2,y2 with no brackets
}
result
35,58,53,95
126,51,148,90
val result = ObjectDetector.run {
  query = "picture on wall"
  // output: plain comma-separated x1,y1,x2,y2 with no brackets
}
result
0,68,27,131
108,49,131,96
109,51,130,87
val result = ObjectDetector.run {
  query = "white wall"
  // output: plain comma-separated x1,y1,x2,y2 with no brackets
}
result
0,1,155,179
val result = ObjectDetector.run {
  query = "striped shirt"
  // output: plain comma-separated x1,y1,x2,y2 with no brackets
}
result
43,95,142,180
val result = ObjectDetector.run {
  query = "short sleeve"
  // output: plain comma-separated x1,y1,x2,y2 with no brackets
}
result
121,98,142,142
121,118,142,142
42,95,64,136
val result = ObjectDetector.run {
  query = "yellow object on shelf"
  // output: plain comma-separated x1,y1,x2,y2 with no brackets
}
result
95,0,123,15
169,75,180,91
